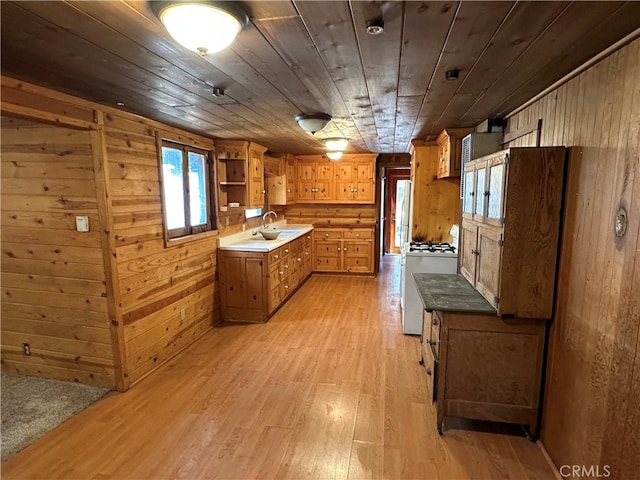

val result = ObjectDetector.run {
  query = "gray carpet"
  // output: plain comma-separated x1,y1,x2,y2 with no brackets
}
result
1,373,110,462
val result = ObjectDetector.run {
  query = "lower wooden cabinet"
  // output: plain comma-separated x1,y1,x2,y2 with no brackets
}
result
421,310,546,438
313,227,374,274
219,232,313,322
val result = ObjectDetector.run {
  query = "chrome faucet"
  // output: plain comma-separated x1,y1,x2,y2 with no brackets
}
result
262,210,277,228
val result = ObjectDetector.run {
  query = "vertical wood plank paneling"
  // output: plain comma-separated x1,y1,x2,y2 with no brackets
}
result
0,118,116,387
504,37,640,479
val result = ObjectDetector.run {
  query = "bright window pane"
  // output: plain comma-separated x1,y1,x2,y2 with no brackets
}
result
161,146,186,230
188,151,207,226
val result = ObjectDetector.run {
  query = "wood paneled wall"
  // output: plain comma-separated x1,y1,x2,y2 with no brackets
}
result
284,204,377,226
1,117,116,387
0,77,261,390
504,38,640,479
102,113,221,386
409,143,460,243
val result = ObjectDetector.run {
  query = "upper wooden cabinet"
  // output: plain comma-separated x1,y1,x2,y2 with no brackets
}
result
335,157,376,203
286,155,296,204
265,154,297,206
459,147,566,317
296,153,376,204
215,139,267,211
436,128,474,179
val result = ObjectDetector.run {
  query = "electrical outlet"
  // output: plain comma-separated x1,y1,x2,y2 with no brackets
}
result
180,308,186,320
23,343,30,356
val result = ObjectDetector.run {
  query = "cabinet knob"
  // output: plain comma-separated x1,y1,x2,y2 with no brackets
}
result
470,191,475,196
429,339,437,346
484,191,490,196
344,247,348,251
297,258,302,262
426,367,432,376
284,249,289,253
472,249,479,256
284,285,289,289
305,252,309,256
279,271,284,275
356,234,360,238
325,234,329,237
285,264,289,269
274,254,279,259
337,247,341,251
432,318,439,326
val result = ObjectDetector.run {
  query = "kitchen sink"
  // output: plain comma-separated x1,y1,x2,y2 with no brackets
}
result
278,230,299,237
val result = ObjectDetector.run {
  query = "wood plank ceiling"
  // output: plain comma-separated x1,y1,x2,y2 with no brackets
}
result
1,1,639,155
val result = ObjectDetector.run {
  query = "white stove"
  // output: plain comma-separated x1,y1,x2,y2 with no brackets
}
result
400,225,459,335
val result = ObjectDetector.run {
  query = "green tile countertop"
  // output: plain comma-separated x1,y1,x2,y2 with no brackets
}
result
412,273,497,314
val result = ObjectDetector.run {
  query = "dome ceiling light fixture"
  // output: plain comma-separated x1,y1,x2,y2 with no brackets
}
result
326,151,343,161
323,137,349,151
150,1,249,56
294,113,332,135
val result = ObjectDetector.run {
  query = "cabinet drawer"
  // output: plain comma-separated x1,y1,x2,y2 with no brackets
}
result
269,265,283,285
344,256,372,273
315,230,343,240
430,311,442,342
269,285,281,311
315,256,340,271
314,241,341,256
268,248,282,263
422,311,433,344
343,229,372,239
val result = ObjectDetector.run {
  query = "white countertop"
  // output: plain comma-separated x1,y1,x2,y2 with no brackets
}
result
217,221,314,252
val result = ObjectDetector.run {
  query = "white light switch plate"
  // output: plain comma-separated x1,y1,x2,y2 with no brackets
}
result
76,215,89,232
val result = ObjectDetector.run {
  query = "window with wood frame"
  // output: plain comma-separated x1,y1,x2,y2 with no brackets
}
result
159,140,217,240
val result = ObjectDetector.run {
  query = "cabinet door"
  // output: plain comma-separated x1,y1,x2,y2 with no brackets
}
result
474,163,487,221
475,226,503,310
459,221,478,285
462,164,475,220
336,181,354,202
315,163,334,201
343,241,372,272
249,147,265,208
437,137,450,178
356,162,374,203
485,155,507,227
286,156,296,204
337,163,354,182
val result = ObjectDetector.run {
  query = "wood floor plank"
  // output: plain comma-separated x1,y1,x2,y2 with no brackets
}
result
1,256,557,479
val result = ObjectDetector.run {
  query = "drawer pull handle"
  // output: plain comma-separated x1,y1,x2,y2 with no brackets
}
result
284,249,289,253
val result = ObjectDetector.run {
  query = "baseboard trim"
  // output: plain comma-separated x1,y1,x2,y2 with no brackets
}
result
537,440,563,480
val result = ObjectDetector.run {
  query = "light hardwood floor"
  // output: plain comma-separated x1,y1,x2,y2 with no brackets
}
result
1,256,557,479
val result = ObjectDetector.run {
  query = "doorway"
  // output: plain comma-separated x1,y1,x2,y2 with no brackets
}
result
383,168,411,254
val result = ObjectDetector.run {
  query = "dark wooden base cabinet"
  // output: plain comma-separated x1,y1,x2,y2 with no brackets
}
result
421,310,546,437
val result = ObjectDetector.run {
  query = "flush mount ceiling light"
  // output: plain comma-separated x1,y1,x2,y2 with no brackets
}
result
294,113,332,135
366,18,384,35
326,151,343,161
151,1,248,56
323,137,349,151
